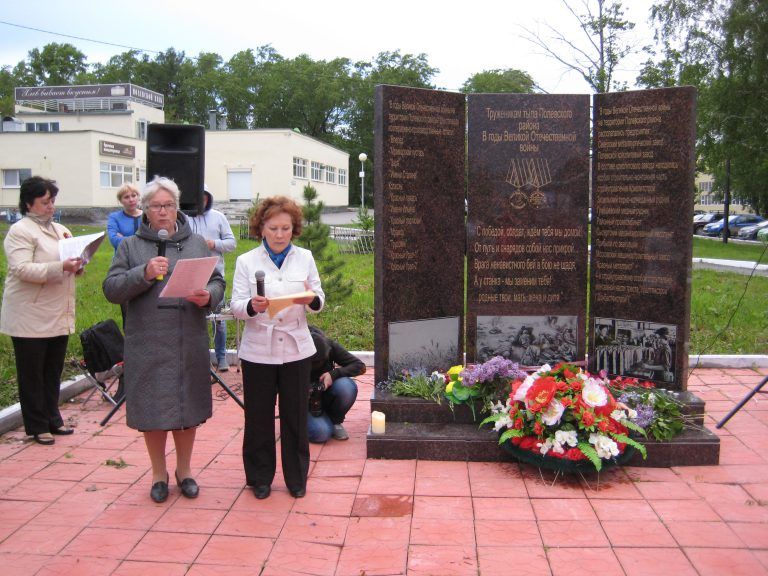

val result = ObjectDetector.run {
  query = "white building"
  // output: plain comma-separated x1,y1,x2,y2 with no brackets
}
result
0,83,349,215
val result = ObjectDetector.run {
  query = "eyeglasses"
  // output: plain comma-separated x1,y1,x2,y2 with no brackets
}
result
147,203,177,213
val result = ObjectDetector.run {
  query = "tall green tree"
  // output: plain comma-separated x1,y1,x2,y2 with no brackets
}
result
460,68,537,93
646,0,768,215
297,184,353,307
521,0,641,93
27,43,90,85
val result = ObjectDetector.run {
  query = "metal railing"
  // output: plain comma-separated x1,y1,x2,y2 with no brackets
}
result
329,226,374,254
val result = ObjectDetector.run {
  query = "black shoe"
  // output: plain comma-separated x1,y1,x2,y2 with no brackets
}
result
175,472,199,499
50,426,74,435
290,488,306,498
150,475,169,503
253,485,271,499
33,433,55,445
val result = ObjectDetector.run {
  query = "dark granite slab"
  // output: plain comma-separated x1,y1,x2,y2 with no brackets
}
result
373,86,466,381
589,87,697,390
371,388,486,425
465,94,590,367
627,427,720,467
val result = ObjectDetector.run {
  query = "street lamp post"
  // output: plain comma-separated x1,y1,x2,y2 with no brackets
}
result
358,152,367,208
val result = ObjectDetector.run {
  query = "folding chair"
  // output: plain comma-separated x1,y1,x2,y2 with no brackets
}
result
78,319,125,408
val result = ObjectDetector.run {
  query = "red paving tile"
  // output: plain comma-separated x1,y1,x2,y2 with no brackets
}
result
0,367,766,575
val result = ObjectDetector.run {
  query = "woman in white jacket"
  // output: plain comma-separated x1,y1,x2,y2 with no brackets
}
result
1,176,83,445
230,196,324,499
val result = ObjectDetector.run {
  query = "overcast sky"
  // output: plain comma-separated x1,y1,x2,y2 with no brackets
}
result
1,0,659,94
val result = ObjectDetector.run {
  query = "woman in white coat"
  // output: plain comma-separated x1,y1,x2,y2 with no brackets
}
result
0,176,83,445
230,196,324,500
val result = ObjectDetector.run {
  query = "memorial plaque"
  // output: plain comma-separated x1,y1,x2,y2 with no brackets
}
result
466,94,590,366
374,86,466,380
589,87,696,390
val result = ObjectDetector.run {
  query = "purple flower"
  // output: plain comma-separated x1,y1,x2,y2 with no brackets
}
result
460,356,526,387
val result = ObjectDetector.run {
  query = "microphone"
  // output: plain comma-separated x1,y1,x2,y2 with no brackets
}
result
156,229,169,281
255,270,265,297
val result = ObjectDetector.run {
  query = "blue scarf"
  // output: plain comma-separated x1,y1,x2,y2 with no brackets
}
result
263,240,291,269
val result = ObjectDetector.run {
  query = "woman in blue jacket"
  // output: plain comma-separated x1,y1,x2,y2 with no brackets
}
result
107,183,142,249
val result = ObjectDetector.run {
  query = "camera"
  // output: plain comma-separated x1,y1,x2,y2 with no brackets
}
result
309,381,324,417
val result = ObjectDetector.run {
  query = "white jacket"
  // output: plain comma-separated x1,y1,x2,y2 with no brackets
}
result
231,244,324,364
0,217,76,338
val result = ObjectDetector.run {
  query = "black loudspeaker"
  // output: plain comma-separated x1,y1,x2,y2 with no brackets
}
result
147,124,205,215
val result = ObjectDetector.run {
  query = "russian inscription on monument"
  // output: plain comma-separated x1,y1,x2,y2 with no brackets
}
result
374,85,466,379
466,94,590,366
589,87,696,390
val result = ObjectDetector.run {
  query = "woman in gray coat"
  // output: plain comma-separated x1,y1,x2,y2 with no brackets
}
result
103,177,224,503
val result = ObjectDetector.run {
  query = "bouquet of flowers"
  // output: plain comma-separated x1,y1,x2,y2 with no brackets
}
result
482,362,648,472
442,356,528,419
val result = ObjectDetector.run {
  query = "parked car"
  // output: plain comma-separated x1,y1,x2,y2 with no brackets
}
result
703,214,765,237
693,212,723,234
758,227,768,242
737,219,768,240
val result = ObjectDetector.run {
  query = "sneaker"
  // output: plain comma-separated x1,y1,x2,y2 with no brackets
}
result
332,424,349,441
217,358,229,372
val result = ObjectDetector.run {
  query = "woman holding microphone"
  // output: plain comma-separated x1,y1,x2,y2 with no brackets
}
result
230,195,324,499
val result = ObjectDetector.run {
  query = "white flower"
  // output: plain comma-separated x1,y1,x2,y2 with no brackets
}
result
541,398,565,426
582,379,608,407
554,429,578,447
430,371,445,383
589,433,620,459
538,439,553,455
513,378,534,403
611,408,637,422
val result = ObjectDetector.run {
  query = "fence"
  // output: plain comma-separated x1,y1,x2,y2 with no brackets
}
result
330,226,374,254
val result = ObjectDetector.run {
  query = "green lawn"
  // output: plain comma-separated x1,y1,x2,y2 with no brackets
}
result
0,224,765,409
693,236,768,262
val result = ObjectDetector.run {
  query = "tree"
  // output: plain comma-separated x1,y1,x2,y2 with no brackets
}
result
460,68,537,93
296,184,354,307
27,43,90,85
645,0,768,215
521,0,641,93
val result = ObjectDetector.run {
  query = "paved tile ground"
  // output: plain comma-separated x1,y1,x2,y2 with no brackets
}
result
0,366,766,575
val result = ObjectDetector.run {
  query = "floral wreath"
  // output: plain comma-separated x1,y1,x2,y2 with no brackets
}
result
482,362,648,471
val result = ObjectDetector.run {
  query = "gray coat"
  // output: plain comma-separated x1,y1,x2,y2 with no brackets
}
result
103,213,225,431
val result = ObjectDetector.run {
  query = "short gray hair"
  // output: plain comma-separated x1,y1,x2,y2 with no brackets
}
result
141,176,180,209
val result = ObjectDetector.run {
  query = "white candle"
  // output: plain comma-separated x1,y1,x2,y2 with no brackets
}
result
371,411,386,434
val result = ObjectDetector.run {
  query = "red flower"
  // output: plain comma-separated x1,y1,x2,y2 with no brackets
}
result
533,421,544,435
570,380,582,392
563,368,575,379
598,419,610,432
514,418,524,430
560,397,572,408
581,410,595,427
519,436,539,450
565,448,587,461
526,377,557,412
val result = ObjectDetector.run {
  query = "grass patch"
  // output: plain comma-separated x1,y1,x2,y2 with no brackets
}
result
693,236,768,262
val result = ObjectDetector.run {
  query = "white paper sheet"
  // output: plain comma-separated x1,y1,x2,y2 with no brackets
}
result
58,232,105,265
158,256,219,298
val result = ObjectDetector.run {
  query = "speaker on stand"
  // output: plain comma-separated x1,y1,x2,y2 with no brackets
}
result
146,124,205,216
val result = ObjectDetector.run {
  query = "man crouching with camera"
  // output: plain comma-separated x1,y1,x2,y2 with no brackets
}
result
308,326,365,442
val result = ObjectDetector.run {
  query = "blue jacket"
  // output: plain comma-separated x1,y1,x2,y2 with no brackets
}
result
107,210,141,249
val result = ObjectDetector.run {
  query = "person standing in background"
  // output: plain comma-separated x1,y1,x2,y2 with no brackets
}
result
188,186,236,371
1,176,84,445
107,183,142,249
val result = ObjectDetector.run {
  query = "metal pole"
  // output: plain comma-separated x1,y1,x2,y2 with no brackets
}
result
361,163,365,208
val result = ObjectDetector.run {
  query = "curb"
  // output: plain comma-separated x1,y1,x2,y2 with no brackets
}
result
2,353,765,438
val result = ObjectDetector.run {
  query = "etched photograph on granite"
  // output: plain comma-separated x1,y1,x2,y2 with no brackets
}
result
388,317,460,375
593,317,677,385
477,314,578,366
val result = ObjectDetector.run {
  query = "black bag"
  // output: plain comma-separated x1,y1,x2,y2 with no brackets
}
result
80,319,124,376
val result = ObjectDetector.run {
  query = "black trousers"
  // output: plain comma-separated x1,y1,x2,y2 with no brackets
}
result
242,357,311,492
12,335,69,436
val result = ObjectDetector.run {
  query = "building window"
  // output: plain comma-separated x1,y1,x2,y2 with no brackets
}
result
293,157,307,179
136,120,148,140
311,161,323,181
2,169,32,188
100,163,133,188
699,180,713,194
25,122,59,132
325,166,336,184
338,168,347,186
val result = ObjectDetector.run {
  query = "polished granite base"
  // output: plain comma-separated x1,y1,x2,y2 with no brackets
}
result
367,388,720,467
